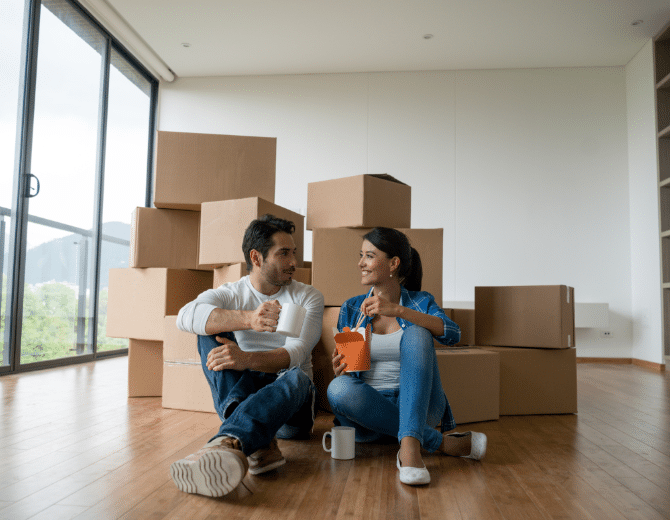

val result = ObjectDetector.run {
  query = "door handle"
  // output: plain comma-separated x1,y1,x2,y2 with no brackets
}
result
25,173,40,198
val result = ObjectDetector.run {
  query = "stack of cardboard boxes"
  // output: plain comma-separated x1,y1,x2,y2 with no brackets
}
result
106,131,307,410
106,130,577,425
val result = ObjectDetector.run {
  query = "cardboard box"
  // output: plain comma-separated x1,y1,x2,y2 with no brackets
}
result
128,339,163,397
312,228,442,306
130,207,204,270
213,263,311,288
475,286,575,349
164,316,199,363
444,309,475,346
154,131,276,210
162,362,216,413
480,346,577,415
106,268,213,340
435,348,500,424
199,198,305,268
307,174,411,230
312,306,341,412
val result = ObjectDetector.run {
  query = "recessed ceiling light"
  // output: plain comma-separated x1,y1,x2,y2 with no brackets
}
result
423,34,433,40
182,42,191,48
631,20,643,26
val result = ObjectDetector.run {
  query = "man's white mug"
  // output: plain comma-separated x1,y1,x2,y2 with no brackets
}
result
322,426,355,460
276,302,307,338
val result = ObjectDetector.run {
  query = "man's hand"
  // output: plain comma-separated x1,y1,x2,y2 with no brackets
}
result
206,337,251,371
248,300,282,332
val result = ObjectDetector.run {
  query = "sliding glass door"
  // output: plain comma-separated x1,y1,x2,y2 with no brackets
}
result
2,0,157,373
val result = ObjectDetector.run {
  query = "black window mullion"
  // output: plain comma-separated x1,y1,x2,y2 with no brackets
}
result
5,0,41,372
86,36,111,357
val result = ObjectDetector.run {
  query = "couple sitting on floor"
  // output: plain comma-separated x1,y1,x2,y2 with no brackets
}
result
170,214,487,497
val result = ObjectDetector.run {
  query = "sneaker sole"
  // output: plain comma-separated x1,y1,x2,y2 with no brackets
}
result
170,450,246,497
248,458,286,475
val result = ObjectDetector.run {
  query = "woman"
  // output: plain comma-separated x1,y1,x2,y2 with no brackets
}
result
327,227,487,486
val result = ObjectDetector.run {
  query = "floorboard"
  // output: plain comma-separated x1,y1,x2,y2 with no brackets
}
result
0,357,668,520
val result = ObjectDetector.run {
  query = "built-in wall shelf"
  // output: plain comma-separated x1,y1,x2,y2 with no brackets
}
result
655,19,670,357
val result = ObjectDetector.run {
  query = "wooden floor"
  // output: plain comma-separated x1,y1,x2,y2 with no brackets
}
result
0,359,669,520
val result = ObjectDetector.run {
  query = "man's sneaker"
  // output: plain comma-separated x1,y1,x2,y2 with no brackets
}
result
170,436,249,497
248,438,286,475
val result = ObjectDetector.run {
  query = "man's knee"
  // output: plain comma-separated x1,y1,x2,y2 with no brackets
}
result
277,367,312,399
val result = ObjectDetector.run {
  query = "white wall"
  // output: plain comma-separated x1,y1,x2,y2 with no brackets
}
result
626,41,665,365
159,67,636,359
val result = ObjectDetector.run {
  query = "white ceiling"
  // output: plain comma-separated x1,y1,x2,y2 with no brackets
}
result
104,0,670,78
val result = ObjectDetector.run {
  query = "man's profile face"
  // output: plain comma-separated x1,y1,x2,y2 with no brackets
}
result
258,232,297,287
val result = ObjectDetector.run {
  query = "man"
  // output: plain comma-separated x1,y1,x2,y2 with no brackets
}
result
171,214,324,497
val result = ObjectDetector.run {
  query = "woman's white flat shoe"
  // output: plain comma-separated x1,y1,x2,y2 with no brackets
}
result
446,431,487,460
396,452,430,485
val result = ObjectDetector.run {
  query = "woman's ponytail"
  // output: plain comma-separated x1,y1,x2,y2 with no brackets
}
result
403,247,423,292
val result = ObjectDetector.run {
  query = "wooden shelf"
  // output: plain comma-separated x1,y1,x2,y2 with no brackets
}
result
661,178,670,189
660,125,670,139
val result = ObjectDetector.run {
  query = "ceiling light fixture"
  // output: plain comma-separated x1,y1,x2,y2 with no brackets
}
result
423,34,433,40
631,20,643,26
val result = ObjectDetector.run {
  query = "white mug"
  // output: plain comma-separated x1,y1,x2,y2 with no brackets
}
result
322,426,355,460
276,302,307,338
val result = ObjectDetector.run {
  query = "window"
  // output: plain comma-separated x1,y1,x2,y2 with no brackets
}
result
1,0,157,373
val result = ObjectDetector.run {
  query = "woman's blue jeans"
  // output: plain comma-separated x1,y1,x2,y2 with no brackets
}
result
327,325,452,453
198,334,315,456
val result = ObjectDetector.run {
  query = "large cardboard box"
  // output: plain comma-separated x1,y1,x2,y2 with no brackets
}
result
199,198,305,268
154,131,276,210
129,207,204,270
444,309,475,346
480,346,577,415
475,286,575,349
164,315,199,363
162,362,216,413
106,268,213,340
306,174,411,230
312,306,341,412
128,339,163,397
435,348,500,424
312,228,442,306
212,263,311,288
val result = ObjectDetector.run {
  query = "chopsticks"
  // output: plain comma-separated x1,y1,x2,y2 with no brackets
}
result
354,309,366,331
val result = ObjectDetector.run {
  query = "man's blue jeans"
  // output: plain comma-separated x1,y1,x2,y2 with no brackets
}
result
198,334,315,456
327,325,455,453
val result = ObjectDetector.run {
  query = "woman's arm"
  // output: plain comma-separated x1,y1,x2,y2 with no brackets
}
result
361,295,444,337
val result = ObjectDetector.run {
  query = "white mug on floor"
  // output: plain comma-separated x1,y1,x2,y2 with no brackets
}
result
322,426,355,460
276,302,307,338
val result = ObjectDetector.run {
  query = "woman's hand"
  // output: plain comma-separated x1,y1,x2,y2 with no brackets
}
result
361,294,400,318
332,348,348,376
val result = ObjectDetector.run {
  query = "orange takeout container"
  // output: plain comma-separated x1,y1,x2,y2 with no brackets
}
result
334,325,371,372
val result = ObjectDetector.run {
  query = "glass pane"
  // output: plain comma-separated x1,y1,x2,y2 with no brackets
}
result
0,0,26,368
96,48,151,353
21,0,105,364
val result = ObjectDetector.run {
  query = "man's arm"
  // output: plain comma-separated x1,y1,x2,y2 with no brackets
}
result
204,301,280,335
280,288,325,370
205,337,291,373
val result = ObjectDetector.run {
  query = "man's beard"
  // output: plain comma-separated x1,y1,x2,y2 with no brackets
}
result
262,264,294,287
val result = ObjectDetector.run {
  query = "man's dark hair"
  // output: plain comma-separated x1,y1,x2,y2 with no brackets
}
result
242,214,296,271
